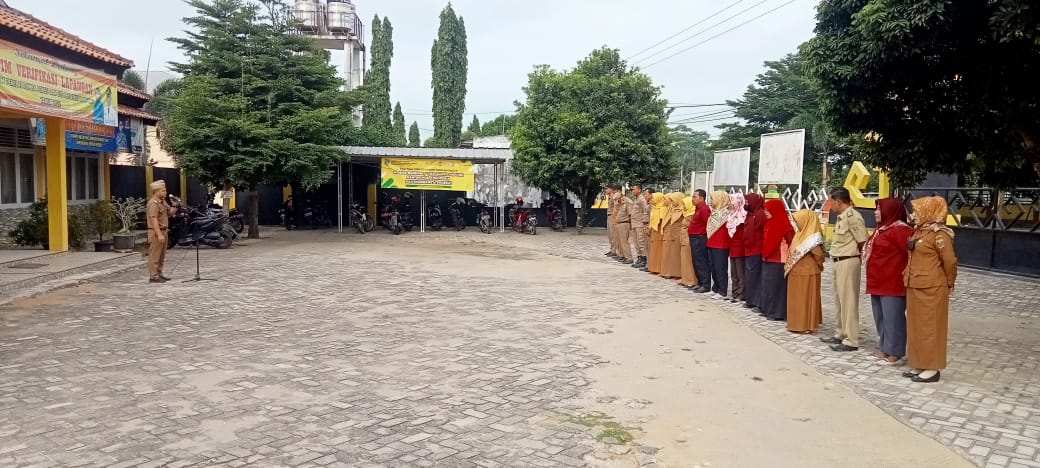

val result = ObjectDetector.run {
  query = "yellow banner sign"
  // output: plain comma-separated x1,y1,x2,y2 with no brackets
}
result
0,38,118,126
381,157,475,191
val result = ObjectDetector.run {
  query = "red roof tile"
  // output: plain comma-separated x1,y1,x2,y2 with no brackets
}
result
118,105,160,123
118,83,152,101
0,6,133,68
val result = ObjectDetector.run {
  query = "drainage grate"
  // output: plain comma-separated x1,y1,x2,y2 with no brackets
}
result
6,263,47,269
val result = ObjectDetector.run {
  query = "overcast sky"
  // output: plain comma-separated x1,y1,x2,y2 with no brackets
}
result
10,0,818,140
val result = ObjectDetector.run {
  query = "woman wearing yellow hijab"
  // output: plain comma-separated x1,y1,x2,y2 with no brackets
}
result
678,196,698,287
647,192,666,274
785,209,825,334
659,192,685,279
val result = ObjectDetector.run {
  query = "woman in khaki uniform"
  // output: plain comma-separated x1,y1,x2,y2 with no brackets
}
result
659,193,684,279
678,196,698,288
903,196,958,383
647,192,666,274
785,209,825,333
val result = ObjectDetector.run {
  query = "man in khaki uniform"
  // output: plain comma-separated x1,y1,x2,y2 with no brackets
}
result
612,186,634,265
605,186,617,258
629,183,649,268
146,180,177,283
821,187,868,351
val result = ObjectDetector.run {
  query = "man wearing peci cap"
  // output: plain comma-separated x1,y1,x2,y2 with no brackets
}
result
146,180,178,283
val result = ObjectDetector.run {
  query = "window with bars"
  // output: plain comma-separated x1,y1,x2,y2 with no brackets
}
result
66,151,102,203
0,127,36,206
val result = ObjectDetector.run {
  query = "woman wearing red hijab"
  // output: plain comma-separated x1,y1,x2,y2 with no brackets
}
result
742,193,766,313
864,198,914,364
761,199,795,321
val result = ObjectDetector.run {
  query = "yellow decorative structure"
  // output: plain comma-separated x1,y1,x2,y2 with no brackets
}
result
44,117,68,251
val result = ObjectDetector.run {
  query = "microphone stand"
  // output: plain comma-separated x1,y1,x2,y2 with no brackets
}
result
182,206,217,283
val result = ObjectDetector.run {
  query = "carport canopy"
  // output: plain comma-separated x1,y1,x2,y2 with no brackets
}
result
333,146,514,232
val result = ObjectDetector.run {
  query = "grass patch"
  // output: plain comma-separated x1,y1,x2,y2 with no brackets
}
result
564,412,637,445
596,421,635,444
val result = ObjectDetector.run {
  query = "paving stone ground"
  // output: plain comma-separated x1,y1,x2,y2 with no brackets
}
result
0,227,1037,467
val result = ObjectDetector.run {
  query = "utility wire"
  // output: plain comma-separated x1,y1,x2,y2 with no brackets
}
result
632,0,771,66
642,0,800,70
665,103,731,109
625,0,748,61
669,114,739,125
668,108,735,120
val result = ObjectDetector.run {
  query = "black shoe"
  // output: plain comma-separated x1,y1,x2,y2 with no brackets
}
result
830,344,859,352
820,337,842,345
159,275,171,281
606,252,617,257
767,316,785,322
911,371,940,383
149,277,167,283
743,303,754,309
692,287,709,293
640,268,649,272
620,259,633,265
902,371,920,378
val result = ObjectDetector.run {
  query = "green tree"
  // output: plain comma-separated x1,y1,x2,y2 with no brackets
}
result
392,102,406,146
430,4,468,148
467,115,481,136
363,15,394,131
166,0,350,238
121,69,146,90
805,0,1040,188
144,78,181,156
511,47,675,230
408,122,421,147
481,113,518,136
712,51,856,189
671,125,712,190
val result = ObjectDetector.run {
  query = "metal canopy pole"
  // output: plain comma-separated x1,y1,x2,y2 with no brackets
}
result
498,162,505,233
420,191,426,233
337,161,343,233
347,162,354,227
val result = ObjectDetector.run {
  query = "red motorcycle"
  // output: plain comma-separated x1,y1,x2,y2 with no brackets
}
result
511,197,537,235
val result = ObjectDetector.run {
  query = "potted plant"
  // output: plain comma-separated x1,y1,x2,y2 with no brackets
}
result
8,198,49,249
111,197,146,252
87,200,117,252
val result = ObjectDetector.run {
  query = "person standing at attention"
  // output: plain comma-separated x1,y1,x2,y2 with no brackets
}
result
637,188,654,271
727,193,748,303
903,196,957,383
688,189,712,293
785,209,826,333
864,198,914,364
705,191,731,298
822,188,869,352
742,193,766,312
678,196,699,289
605,186,617,258
760,199,794,321
630,184,649,269
646,192,665,274
613,186,634,265
146,180,178,283
659,193,685,279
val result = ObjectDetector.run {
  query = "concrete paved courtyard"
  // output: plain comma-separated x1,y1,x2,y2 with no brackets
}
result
0,229,1036,467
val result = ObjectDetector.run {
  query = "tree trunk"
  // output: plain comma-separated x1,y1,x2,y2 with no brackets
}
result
575,187,597,235
248,189,260,239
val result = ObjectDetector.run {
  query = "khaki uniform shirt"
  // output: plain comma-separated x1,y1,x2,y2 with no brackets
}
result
615,197,633,223
904,230,958,289
830,206,867,257
147,197,171,230
632,196,649,225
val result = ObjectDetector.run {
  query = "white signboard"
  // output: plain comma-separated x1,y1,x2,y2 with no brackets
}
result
691,171,713,195
713,147,751,188
758,129,805,186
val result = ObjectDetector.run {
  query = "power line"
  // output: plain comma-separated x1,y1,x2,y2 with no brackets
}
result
669,114,739,125
625,0,748,61
668,108,735,120
403,109,516,116
642,0,801,70
632,0,772,66
665,103,730,109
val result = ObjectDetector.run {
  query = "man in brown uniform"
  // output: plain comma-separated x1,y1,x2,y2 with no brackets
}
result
147,180,177,283
605,186,617,258
613,185,634,264
639,188,655,271
821,187,868,351
629,183,649,268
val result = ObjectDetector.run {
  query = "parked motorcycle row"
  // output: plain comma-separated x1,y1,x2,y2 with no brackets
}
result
167,194,237,250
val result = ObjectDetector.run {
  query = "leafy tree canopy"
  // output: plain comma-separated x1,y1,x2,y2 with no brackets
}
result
408,122,421,147
430,4,468,148
121,69,146,90
511,47,675,224
805,0,1040,187
392,102,406,146
481,113,518,136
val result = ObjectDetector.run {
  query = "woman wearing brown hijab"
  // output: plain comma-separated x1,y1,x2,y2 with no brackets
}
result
647,192,665,274
678,196,699,288
659,193,685,279
785,209,826,333
903,196,958,383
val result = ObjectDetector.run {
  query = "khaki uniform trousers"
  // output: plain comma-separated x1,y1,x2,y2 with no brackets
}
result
832,258,862,347
632,224,649,257
607,215,617,253
615,222,632,260
148,229,168,279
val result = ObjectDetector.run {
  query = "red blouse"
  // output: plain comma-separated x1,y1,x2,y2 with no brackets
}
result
707,224,730,249
865,224,914,296
729,224,746,257
764,231,794,263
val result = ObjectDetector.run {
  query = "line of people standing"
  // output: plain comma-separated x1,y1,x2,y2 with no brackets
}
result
605,185,958,384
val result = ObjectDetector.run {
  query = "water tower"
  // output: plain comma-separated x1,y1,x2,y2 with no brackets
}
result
292,0,365,123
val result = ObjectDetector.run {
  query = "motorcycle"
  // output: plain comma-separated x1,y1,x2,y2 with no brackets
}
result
350,201,375,234
449,197,467,231
479,207,493,234
511,205,537,235
427,198,444,231
166,196,235,249
300,199,332,229
206,192,244,233
546,203,564,232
